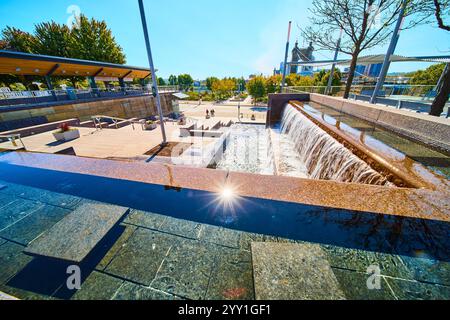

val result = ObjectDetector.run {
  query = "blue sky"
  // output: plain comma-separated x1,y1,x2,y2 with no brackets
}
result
0,0,449,79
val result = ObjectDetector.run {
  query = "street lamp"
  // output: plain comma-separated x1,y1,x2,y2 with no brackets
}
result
237,83,242,122
138,0,167,146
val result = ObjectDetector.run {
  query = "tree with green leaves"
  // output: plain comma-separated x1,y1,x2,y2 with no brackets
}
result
236,77,246,91
177,74,194,91
0,15,127,89
409,63,446,85
158,77,166,86
211,78,236,100
313,69,342,86
33,22,71,57
247,76,267,103
206,76,219,91
168,75,178,86
266,75,283,94
69,15,125,64
0,26,36,53
285,74,315,87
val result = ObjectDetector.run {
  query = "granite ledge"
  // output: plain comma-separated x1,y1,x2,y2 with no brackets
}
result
0,152,448,223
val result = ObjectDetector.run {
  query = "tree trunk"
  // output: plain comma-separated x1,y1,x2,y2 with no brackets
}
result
343,52,359,99
430,63,450,117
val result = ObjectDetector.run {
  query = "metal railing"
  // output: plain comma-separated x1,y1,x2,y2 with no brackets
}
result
0,85,180,107
91,115,144,130
0,134,26,150
283,84,438,100
283,84,449,117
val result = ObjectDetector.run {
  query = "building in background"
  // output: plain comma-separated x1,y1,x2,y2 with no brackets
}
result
290,41,315,76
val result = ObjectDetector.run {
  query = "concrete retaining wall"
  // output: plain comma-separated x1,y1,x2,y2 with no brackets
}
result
0,93,175,132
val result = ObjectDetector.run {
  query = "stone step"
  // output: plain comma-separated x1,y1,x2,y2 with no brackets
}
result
24,202,129,263
251,242,346,300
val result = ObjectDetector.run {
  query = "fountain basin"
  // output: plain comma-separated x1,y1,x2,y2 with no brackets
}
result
264,93,450,194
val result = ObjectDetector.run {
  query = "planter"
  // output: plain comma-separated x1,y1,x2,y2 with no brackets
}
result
144,123,157,131
53,129,80,142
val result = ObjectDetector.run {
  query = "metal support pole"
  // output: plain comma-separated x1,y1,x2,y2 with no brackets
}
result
435,63,449,90
45,76,57,101
138,0,167,145
280,21,292,93
119,78,127,95
370,0,407,104
88,76,99,97
326,28,343,96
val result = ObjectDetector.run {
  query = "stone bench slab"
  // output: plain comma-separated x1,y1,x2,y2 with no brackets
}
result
24,202,129,263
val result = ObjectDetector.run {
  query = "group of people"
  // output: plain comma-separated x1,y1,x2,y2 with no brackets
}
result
205,109,215,119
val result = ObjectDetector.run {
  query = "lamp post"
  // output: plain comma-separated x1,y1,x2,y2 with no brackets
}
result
326,28,343,95
238,83,242,122
138,0,167,145
280,21,292,93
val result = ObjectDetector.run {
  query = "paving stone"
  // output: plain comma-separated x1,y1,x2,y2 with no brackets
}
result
96,224,137,271
151,239,218,300
0,284,54,300
0,183,83,209
251,242,346,300
331,268,395,300
25,202,129,263
0,192,17,210
206,248,254,300
200,224,241,248
5,256,71,298
106,228,177,286
399,255,450,286
0,242,33,285
0,199,44,231
385,277,450,300
239,232,265,251
70,271,124,300
123,210,166,229
113,282,181,300
0,205,70,245
322,245,413,280
159,216,203,240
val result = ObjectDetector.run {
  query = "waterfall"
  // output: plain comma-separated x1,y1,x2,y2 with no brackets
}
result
280,104,391,186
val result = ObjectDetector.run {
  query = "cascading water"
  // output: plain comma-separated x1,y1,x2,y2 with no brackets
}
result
216,124,274,175
279,104,391,186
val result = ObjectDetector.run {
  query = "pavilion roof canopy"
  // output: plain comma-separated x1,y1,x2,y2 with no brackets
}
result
289,54,450,67
0,50,152,79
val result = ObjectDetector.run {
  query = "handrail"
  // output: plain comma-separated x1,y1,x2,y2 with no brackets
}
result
0,133,26,150
0,85,180,101
91,115,140,130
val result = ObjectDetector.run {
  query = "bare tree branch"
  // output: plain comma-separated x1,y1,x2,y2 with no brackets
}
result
301,0,430,98
434,0,450,30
